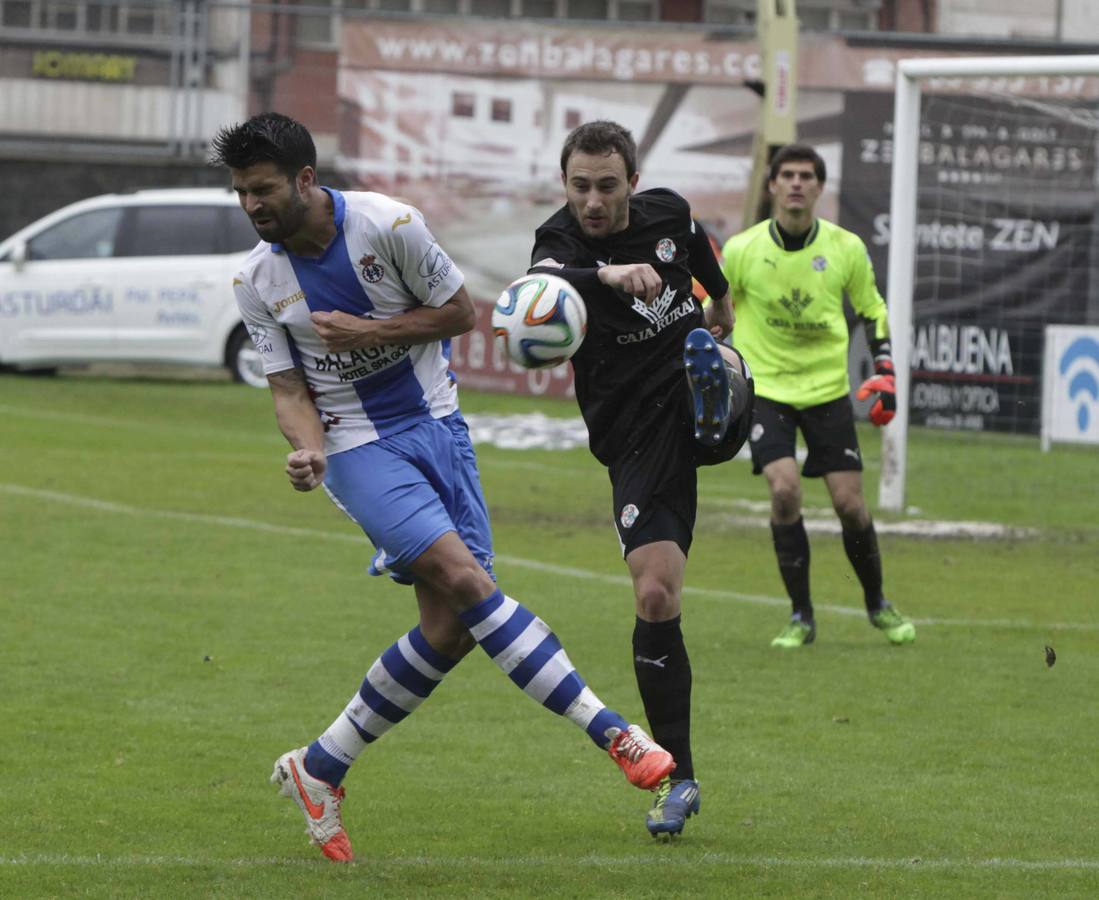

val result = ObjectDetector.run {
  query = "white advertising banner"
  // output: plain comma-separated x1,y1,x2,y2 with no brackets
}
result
1041,325,1099,450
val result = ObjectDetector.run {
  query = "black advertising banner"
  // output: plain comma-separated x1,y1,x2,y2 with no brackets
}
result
839,90,1098,433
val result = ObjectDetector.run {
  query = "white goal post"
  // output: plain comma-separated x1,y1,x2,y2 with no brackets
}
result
880,54,1099,512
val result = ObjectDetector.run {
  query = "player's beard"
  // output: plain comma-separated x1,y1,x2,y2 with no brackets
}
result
252,191,310,244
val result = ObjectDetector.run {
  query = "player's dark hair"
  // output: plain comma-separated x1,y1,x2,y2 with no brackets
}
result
209,112,317,180
768,143,826,184
560,120,638,179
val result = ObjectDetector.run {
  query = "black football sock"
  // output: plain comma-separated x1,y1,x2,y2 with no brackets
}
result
632,615,693,781
771,517,813,620
842,521,886,612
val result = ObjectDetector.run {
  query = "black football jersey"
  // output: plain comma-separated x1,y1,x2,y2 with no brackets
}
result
530,188,706,465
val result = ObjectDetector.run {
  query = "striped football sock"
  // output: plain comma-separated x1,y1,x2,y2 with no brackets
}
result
459,588,628,749
304,625,457,787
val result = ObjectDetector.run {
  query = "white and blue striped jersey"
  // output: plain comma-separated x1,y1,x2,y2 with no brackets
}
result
232,189,465,454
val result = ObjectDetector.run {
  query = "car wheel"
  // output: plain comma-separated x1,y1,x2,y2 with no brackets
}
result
226,326,267,388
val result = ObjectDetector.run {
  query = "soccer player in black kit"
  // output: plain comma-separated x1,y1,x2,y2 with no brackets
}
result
529,120,754,838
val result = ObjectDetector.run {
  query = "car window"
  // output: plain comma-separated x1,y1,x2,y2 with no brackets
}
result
27,207,124,260
223,206,260,253
117,205,227,257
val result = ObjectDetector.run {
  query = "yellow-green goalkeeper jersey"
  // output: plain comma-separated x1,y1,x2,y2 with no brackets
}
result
721,217,890,409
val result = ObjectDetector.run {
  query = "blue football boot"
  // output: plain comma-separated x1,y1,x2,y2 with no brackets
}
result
646,777,701,838
684,328,731,446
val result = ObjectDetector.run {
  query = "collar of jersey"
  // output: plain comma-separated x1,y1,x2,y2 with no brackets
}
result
271,187,345,255
768,217,819,251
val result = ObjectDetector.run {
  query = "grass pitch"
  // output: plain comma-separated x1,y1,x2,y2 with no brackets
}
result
1,371,1097,898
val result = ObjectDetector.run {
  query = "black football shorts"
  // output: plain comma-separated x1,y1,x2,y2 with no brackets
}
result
748,394,863,477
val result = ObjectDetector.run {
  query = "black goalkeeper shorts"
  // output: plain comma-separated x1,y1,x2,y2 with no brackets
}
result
748,394,863,477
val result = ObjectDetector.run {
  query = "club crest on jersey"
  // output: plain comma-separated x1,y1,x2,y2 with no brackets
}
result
778,288,813,318
620,504,640,528
812,255,828,272
655,238,676,263
359,254,384,283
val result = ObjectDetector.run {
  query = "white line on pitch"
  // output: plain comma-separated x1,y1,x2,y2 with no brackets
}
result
2,483,1093,633
0,853,1096,871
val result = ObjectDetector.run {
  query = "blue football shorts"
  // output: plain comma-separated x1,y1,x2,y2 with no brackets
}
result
323,411,495,585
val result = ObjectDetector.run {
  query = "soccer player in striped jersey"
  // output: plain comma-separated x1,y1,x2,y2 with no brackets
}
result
720,143,916,649
210,113,674,863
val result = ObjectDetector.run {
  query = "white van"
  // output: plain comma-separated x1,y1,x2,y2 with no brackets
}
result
0,188,266,386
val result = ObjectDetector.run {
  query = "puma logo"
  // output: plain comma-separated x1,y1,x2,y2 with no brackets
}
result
635,654,669,668
392,212,412,230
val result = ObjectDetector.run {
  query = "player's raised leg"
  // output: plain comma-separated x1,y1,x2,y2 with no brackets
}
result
412,532,674,789
684,330,752,448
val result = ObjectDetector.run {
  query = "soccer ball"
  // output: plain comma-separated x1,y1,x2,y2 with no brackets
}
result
491,273,587,369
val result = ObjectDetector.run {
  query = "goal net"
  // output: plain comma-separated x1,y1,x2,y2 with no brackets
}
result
880,56,1099,511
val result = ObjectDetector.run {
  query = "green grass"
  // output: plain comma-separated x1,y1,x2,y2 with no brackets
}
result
1,371,1097,898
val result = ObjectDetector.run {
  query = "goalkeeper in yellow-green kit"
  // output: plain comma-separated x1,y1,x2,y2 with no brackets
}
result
720,144,915,648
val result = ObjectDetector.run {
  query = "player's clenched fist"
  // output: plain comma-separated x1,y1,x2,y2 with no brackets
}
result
311,309,381,352
598,263,663,304
286,448,326,491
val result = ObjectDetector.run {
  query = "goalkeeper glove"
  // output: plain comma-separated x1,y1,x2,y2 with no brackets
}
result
856,357,896,427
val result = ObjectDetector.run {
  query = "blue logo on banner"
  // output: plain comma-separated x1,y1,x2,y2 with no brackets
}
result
1058,336,1099,432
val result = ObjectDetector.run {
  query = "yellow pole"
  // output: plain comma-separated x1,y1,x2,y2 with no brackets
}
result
743,0,799,229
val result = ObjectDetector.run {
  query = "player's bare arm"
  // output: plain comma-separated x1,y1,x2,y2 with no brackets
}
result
597,263,663,303
705,291,735,340
309,285,476,352
266,367,327,491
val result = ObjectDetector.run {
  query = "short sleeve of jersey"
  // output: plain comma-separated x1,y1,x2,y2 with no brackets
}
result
382,205,464,308
232,271,295,375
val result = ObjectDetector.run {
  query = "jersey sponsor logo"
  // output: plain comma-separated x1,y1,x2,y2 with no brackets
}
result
630,284,677,325
272,289,305,314
778,288,813,319
812,255,828,272
245,323,273,354
418,242,454,288
618,293,696,345
655,237,676,262
312,343,411,382
620,503,640,528
392,212,413,230
359,254,385,283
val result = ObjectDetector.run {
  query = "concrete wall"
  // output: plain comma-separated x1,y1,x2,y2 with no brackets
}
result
938,0,1099,40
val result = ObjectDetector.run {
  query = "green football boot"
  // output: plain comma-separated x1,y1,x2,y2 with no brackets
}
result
770,617,816,648
870,604,916,644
